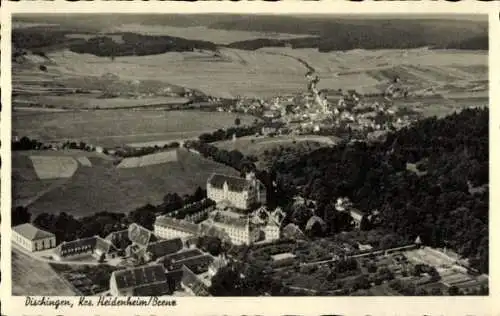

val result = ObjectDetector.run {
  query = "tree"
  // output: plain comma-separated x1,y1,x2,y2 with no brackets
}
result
209,265,243,296
235,118,241,126
448,286,461,296
12,206,31,227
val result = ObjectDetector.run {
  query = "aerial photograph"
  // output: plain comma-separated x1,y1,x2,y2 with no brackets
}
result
11,13,488,296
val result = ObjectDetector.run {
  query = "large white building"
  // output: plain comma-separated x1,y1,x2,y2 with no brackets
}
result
206,173,266,210
12,223,56,252
154,216,200,240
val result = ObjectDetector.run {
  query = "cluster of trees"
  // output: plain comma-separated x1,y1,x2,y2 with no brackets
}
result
172,198,215,220
116,142,180,158
12,136,99,153
69,33,217,57
270,108,489,273
12,186,207,242
197,124,261,144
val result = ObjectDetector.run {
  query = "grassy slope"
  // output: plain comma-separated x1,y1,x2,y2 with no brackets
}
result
13,149,239,218
12,248,77,296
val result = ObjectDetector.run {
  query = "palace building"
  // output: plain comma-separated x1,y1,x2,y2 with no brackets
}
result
206,172,266,210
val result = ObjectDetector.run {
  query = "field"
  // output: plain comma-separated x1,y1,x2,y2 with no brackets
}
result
117,149,178,168
13,110,257,147
14,47,488,103
12,247,78,296
13,148,239,217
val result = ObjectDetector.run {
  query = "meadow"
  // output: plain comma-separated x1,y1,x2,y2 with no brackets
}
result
13,110,257,147
13,149,239,217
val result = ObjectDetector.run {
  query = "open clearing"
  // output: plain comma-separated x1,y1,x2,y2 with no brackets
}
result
12,247,77,296
13,110,257,147
13,148,239,217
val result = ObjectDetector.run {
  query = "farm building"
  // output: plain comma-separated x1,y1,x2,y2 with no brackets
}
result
154,216,200,240
207,172,266,210
12,223,56,252
109,264,170,296
53,236,117,261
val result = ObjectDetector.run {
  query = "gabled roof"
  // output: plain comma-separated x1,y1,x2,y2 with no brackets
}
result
146,238,183,258
55,236,115,257
207,174,252,192
154,216,199,235
105,229,129,242
12,223,54,241
349,208,365,219
128,223,153,247
112,264,166,290
181,265,211,296
172,255,213,273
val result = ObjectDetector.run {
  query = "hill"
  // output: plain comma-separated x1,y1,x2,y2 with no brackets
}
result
272,108,488,273
12,148,239,218
13,16,487,56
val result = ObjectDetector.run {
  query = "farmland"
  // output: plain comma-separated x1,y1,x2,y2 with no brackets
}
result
13,110,257,147
12,247,78,296
12,149,239,217
13,47,487,103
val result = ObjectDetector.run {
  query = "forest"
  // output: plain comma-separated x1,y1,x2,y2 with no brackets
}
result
13,16,487,57
269,108,489,273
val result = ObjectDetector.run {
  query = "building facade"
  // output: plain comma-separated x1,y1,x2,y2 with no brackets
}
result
154,216,199,240
206,173,266,210
12,223,56,252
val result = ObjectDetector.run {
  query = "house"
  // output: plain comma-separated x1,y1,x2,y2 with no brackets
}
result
109,264,170,296
350,209,365,229
53,236,117,261
12,223,56,252
128,223,156,247
154,216,200,240
207,172,266,210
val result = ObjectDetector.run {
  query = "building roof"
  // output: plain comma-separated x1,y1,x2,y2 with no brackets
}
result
160,249,203,266
207,174,252,192
211,212,249,229
12,223,54,241
173,255,214,274
55,236,115,257
271,253,296,261
112,264,166,290
154,216,199,235
132,281,171,296
128,223,154,247
146,238,184,259
181,265,211,296
349,208,365,220
105,229,129,242
305,216,327,231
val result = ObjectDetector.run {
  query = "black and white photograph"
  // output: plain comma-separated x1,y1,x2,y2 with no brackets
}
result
9,13,489,298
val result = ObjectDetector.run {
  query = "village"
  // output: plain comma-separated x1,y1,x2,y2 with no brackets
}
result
11,167,488,296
